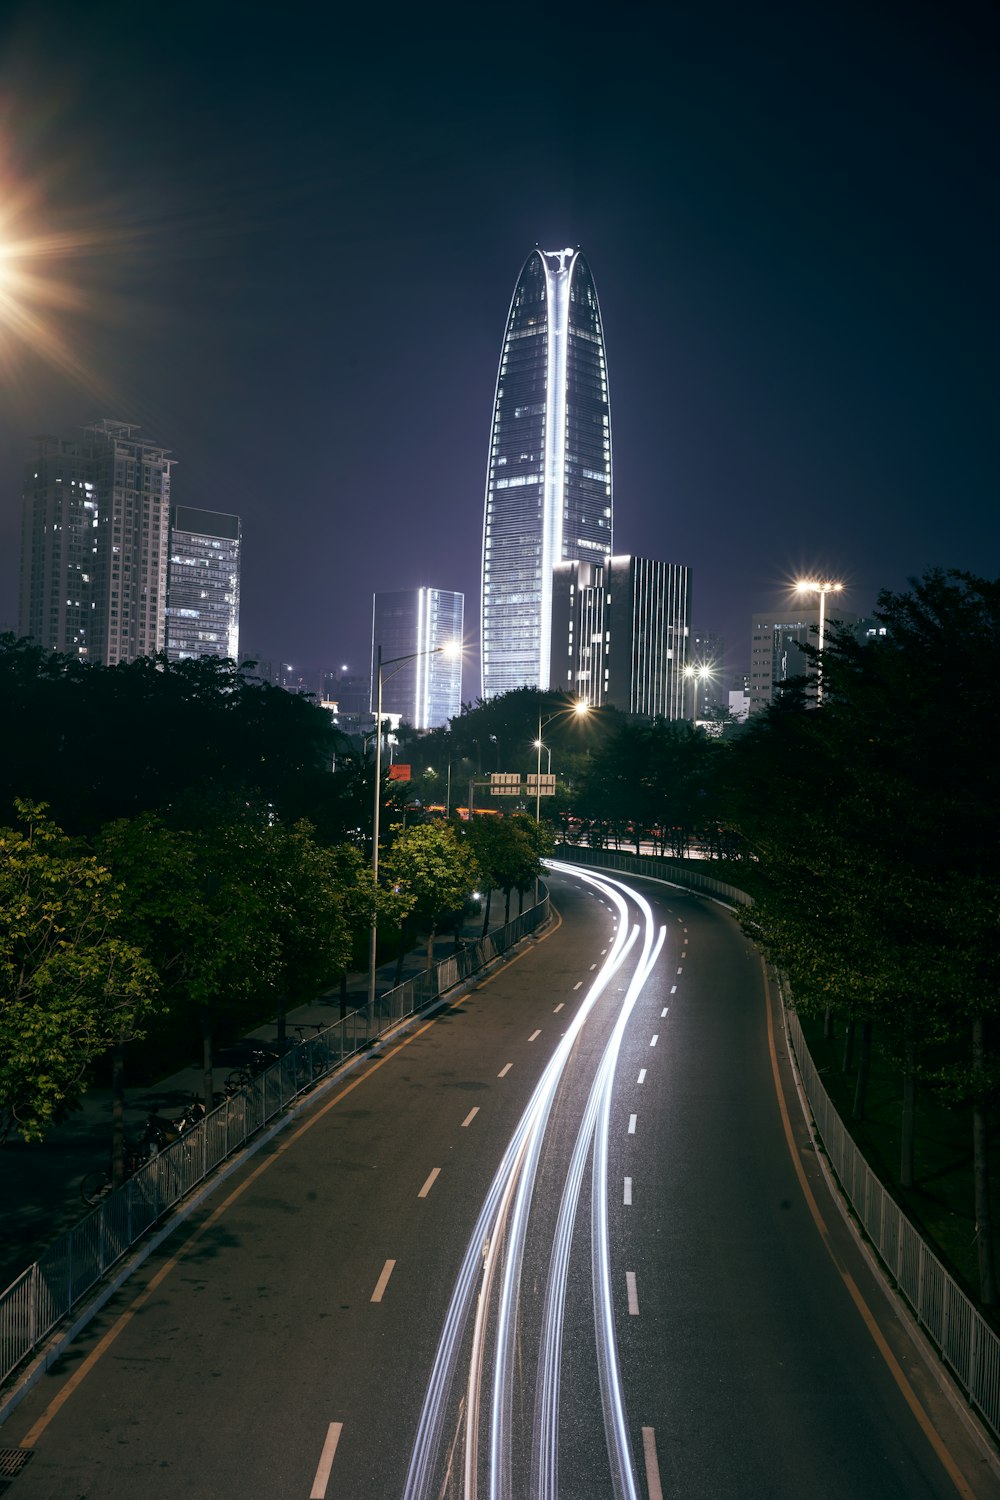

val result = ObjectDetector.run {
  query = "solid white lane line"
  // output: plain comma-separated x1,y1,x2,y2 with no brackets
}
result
309,1421,344,1499
624,1177,632,1205
554,1002,565,1013
670,985,677,994
628,1113,637,1135
461,1108,479,1128
650,1035,659,1047
497,1063,512,1078
641,1428,664,1500
626,1271,639,1315
371,1260,396,1303
418,1168,441,1199
637,1068,646,1084
529,1029,541,1042
573,981,583,990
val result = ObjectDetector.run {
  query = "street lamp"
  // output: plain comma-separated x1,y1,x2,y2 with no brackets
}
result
684,662,714,724
368,640,460,1034
534,699,589,823
794,579,844,704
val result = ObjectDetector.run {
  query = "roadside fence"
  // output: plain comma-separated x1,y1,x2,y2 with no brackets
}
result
553,842,753,907
555,844,1000,1445
0,894,549,1391
785,1002,1000,1441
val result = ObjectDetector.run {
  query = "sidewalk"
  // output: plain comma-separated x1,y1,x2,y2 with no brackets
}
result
0,894,518,1294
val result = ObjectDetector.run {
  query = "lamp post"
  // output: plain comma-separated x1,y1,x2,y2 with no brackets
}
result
684,662,713,723
794,579,843,704
368,641,458,1035
533,700,588,823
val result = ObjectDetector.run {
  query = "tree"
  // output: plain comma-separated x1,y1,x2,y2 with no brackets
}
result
258,823,368,1038
466,814,546,932
381,821,481,975
724,570,1000,1304
0,802,159,1144
97,814,280,1111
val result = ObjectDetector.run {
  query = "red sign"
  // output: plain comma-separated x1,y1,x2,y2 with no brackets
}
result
388,763,411,782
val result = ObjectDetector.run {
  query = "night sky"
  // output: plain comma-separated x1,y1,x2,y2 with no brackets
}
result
0,1,996,698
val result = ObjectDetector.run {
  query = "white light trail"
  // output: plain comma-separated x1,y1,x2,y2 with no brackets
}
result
404,868,638,1500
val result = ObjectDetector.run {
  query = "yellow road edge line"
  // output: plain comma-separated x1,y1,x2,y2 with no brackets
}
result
761,957,975,1500
21,902,564,1448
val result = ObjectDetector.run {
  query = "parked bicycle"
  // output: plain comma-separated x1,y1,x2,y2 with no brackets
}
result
224,1044,281,1094
80,1099,208,1205
80,1137,151,1206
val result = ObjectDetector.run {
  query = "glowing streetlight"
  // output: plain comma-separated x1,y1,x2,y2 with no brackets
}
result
534,700,589,824
794,579,844,704
684,661,715,723
368,640,461,1033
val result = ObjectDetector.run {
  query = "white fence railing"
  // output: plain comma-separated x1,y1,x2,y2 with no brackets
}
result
555,845,1000,1444
0,896,549,1391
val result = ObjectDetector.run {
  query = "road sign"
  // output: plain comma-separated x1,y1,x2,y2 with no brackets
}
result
490,772,522,795
526,774,556,795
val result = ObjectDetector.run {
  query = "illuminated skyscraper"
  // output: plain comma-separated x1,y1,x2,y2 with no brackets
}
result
481,248,612,698
19,420,173,665
551,556,691,718
165,506,241,662
371,587,464,729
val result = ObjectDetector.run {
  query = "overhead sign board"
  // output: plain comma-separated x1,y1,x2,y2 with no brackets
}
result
526,774,556,795
490,772,522,795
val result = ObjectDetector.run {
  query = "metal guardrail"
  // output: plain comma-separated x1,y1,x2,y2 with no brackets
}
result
784,1004,1000,1441
555,844,1000,1444
553,842,753,907
0,895,549,1390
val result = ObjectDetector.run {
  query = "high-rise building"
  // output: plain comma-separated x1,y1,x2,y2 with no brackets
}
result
371,587,464,729
165,505,241,662
550,555,691,719
18,420,173,665
749,606,862,713
481,247,612,698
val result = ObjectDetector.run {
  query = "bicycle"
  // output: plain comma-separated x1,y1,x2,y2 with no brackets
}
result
80,1137,151,1206
285,1024,332,1087
224,1044,280,1093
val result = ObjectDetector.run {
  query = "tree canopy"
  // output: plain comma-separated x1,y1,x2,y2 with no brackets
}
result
0,802,160,1142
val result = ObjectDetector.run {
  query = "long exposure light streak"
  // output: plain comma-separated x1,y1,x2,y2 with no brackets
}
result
405,864,666,1500
403,878,636,1500
531,871,664,1500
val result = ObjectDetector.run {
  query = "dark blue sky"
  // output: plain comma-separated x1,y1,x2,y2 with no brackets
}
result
0,1,996,696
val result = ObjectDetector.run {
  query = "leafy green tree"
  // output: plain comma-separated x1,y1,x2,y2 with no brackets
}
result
0,802,159,1144
381,820,481,975
466,813,546,932
0,647,339,835
97,814,279,1110
725,570,1000,1303
260,823,369,1037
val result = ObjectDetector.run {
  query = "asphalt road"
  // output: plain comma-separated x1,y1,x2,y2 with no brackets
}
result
1,865,995,1499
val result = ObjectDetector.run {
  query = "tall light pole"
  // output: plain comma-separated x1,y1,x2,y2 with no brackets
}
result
684,662,714,723
794,579,843,704
368,641,459,1035
534,700,588,823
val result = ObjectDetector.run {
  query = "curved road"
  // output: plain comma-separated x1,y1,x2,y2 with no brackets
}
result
1,865,994,1498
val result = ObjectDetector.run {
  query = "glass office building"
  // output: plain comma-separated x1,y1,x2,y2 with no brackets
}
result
481,248,612,698
165,506,242,662
551,555,691,718
371,587,464,729
19,420,173,665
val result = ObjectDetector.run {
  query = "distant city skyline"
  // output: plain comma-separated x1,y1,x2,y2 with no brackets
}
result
0,5,995,699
